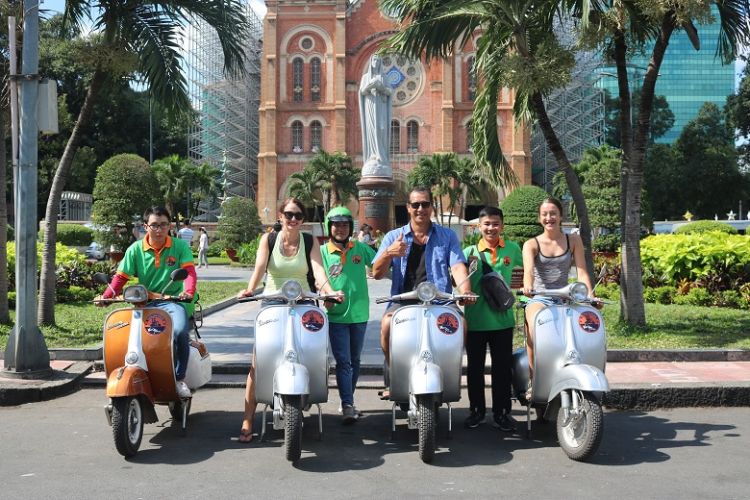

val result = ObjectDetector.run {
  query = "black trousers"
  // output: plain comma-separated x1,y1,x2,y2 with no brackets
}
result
465,327,514,415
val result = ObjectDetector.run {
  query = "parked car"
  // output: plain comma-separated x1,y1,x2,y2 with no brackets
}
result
85,242,106,260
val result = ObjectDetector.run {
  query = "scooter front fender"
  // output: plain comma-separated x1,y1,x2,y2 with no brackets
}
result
547,364,609,403
106,366,154,402
273,361,310,396
409,361,443,396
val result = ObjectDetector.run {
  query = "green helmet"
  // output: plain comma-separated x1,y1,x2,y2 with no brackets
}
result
326,206,354,239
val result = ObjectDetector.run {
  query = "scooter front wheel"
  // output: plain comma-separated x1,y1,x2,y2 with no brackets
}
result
556,390,603,462
417,395,437,463
283,395,303,463
111,396,143,458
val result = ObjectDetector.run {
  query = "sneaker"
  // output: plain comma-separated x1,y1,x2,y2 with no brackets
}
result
352,405,362,419
342,405,356,425
493,410,516,433
464,410,486,429
176,381,191,398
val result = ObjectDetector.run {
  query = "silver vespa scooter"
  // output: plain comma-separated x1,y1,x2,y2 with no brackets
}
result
239,266,341,463
512,281,609,461
376,262,476,463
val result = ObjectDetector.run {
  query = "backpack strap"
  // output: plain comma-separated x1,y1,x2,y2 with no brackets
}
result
266,231,277,269
302,232,316,292
476,246,492,275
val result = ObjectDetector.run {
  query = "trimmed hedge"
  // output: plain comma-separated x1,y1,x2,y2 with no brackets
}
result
37,224,94,246
500,185,548,245
674,220,738,235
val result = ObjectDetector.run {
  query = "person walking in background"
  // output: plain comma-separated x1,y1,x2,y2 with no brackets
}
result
178,219,194,245
198,227,209,269
321,207,376,424
463,207,523,431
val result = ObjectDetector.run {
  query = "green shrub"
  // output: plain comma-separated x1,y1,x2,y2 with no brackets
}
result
640,233,750,288
6,225,13,241
215,197,263,248
461,230,481,249
57,286,97,304
673,287,712,307
674,220,738,235
207,240,223,257
500,186,547,245
713,289,743,308
592,233,620,253
594,282,620,300
643,286,675,304
238,235,262,265
6,242,90,292
43,224,94,246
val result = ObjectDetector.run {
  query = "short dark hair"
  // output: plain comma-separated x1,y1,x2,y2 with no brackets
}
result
478,206,503,221
408,186,433,203
183,219,191,225
143,206,171,221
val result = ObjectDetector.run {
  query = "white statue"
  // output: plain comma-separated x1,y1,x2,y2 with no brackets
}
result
359,54,393,178
727,210,736,221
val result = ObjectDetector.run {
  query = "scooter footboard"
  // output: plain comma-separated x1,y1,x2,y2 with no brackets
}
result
547,364,609,403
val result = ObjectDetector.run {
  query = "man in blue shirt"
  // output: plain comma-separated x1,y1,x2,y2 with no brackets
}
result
372,187,474,397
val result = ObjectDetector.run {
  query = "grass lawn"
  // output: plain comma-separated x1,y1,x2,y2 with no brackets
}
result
0,281,246,350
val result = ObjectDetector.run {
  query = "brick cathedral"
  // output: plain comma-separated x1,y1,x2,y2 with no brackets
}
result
256,0,532,225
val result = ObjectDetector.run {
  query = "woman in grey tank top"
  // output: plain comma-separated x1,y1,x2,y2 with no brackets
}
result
520,198,595,386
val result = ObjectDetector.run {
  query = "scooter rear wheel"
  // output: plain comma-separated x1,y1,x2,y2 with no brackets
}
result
283,395,303,462
112,396,143,458
556,390,603,462
417,395,437,463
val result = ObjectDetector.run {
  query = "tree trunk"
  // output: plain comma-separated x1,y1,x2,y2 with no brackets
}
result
38,69,106,325
0,105,9,323
618,13,675,327
530,92,594,279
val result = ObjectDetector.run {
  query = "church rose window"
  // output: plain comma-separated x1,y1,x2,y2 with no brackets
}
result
380,54,423,107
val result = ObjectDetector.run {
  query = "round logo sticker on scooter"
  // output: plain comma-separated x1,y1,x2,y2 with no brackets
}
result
436,312,459,335
301,310,325,332
144,313,168,335
578,311,601,333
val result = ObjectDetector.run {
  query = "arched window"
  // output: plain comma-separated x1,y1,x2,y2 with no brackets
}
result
390,120,401,154
291,121,303,153
466,121,474,153
292,58,304,102
407,120,419,153
310,120,322,152
310,58,321,102
467,56,477,101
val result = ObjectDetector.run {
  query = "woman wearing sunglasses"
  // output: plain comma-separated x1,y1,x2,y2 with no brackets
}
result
236,197,343,442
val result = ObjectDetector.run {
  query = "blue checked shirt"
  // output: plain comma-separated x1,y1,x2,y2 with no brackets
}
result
372,222,467,296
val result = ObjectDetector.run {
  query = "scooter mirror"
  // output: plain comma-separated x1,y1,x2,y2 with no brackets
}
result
593,264,608,292
454,259,479,291
328,264,343,278
93,272,110,284
171,268,189,281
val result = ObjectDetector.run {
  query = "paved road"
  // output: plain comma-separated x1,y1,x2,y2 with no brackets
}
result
1,387,748,499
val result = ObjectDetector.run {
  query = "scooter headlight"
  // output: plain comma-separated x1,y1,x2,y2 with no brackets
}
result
123,285,148,303
416,282,438,303
284,350,298,363
570,282,588,302
281,280,303,301
125,351,139,365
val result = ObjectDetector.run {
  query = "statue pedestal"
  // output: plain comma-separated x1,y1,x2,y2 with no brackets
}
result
357,176,395,236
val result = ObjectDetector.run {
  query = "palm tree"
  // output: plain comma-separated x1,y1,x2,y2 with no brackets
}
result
37,0,248,324
287,166,323,221
152,155,190,220
579,0,750,325
381,0,595,276
185,161,221,217
307,150,359,213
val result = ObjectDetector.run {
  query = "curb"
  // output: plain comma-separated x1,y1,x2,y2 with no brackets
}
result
0,362,94,406
603,383,750,409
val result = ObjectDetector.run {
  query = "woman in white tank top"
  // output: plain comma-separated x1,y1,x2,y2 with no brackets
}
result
521,197,595,381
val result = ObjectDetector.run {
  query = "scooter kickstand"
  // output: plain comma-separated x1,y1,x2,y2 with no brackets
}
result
260,404,269,442
316,403,323,441
525,404,532,439
391,402,397,441
446,403,453,440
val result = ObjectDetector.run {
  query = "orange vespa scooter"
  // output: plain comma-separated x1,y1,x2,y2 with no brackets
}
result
94,269,211,457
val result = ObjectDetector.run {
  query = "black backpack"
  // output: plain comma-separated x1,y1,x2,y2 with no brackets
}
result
473,247,515,312
267,231,317,292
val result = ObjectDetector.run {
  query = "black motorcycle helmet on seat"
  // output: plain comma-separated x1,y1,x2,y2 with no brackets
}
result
326,206,354,241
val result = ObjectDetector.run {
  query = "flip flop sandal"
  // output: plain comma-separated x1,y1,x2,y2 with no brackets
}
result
378,388,391,400
238,429,254,443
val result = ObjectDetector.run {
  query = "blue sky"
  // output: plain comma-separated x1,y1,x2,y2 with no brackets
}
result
40,0,266,15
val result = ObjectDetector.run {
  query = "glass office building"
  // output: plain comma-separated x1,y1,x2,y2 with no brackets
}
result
597,6,735,144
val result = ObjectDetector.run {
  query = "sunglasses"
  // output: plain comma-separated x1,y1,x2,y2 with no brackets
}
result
409,201,432,210
283,211,304,221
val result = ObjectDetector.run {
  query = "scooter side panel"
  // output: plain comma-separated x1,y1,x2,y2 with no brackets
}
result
389,306,422,402
103,310,132,379
253,306,286,404
106,366,153,402
140,308,178,402
570,305,607,371
428,306,463,402
531,307,567,402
